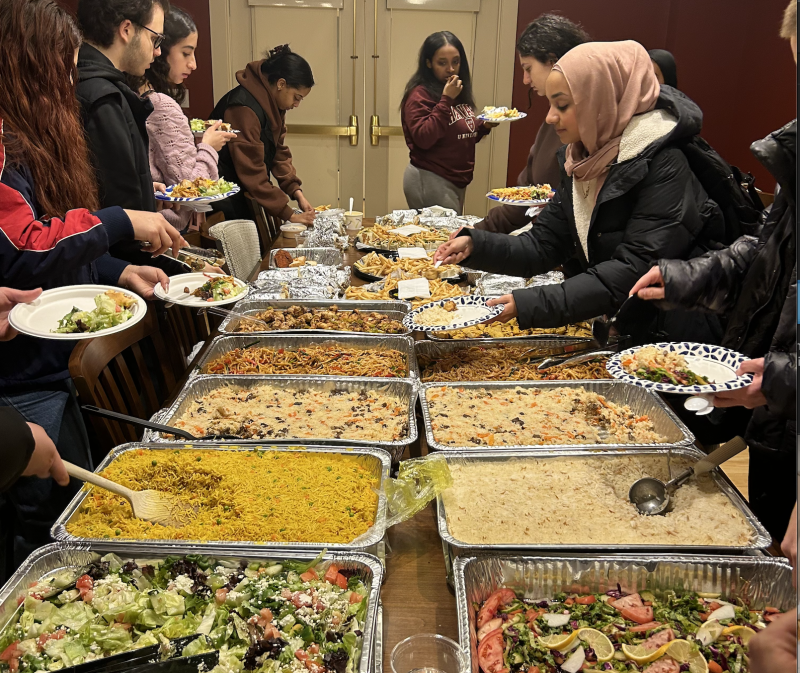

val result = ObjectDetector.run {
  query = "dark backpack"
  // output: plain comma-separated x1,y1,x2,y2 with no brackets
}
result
678,136,765,241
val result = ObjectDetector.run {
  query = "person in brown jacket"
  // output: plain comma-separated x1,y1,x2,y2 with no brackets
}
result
211,45,315,226
476,14,589,234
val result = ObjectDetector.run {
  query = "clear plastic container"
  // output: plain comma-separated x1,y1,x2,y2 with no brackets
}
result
390,634,466,673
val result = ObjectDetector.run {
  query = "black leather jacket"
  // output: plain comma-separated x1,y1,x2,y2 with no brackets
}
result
658,120,796,448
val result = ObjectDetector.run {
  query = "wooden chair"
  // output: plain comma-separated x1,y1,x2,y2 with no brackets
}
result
244,191,274,256
156,303,220,379
69,308,182,452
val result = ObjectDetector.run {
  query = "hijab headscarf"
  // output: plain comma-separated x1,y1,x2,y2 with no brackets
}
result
552,41,661,183
648,49,678,89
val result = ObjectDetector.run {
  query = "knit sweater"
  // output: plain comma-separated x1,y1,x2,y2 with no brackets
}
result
145,92,219,231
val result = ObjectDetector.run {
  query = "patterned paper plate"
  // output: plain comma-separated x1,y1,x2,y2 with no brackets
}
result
606,342,753,395
155,183,240,203
403,295,503,333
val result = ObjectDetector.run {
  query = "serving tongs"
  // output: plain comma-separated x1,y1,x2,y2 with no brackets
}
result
536,349,617,372
82,405,241,441
515,340,596,364
628,436,748,516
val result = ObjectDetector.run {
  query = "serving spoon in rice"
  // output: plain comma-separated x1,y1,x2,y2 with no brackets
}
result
62,461,196,528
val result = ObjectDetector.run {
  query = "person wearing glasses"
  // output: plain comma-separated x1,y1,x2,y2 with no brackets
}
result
75,0,185,274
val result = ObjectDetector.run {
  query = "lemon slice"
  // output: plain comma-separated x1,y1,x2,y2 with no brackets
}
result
721,625,757,644
688,651,709,673
620,642,671,665
695,620,725,646
665,639,694,663
578,628,614,663
539,631,579,650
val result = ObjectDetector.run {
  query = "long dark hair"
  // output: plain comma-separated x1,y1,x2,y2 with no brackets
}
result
261,44,314,89
401,31,475,110
0,0,99,217
516,14,589,108
133,6,196,104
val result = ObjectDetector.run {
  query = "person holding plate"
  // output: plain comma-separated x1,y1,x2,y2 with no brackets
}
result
210,45,316,227
434,40,727,346
629,0,797,540
0,0,184,573
131,6,236,233
401,31,495,214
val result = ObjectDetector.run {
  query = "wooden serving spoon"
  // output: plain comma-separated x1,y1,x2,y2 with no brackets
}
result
64,461,195,528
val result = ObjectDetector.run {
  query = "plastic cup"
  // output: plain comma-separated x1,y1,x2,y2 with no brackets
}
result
390,634,466,673
344,211,364,229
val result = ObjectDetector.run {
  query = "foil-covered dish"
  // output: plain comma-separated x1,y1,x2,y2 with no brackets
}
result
303,215,349,249
251,266,351,299
391,209,418,223
420,206,457,218
268,246,344,269
526,270,565,287
476,273,528,296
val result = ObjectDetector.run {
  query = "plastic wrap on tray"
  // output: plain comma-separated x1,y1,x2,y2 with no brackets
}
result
476,273,528,296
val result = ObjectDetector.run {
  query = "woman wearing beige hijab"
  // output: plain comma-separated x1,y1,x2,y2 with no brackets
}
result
435,40,726,344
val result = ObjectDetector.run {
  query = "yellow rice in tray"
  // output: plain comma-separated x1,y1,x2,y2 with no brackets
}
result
65,449,379,543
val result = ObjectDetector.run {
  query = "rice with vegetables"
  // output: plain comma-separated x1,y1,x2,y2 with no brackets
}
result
426,386,664,446
442,455,754,546
65,449,379,543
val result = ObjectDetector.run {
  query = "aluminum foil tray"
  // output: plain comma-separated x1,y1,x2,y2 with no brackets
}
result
52,442,390,550
415,338,599,382
192,333,419,380
144,376,418,460
454,554,794,673
436,446,770,560
0,543,382,673
219,298,413,336
419,380,694,451
268,247,344,269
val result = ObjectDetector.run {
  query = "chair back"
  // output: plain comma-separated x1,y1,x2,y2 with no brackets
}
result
69,308,181,451
208,219,262,280
156,303,220,377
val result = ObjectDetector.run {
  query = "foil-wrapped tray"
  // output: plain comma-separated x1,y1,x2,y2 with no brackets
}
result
415,338,604,382
252,265,350,299
268,247,344,269
144,376,418,460
526,270,565,287
436,446,770,562
191,333,419,379
219,298,413,336
476,273,528,296
419,380,694,451
454,554,794,673
0,543,382,673
51,442,390,550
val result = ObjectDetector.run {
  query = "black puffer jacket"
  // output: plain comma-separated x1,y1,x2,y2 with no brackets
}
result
656,120,796,538
461,88,725,343
76,44,185,276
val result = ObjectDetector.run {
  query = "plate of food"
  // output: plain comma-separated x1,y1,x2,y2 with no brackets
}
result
189,118,239,135
353,251,465,284
606,342,753,394
154,272,249,306
403,296,502,333
486,184,552,206
8,285,146,340
477,106,527,122
155,177,240,203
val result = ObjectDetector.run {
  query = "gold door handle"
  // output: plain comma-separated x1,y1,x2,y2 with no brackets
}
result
286,115,359,146
370,114,403,146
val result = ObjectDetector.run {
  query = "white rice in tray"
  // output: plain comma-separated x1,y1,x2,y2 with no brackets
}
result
442,455,754,547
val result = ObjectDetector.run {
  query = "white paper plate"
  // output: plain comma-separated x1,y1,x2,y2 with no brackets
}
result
402,295,503,333
606,342,753,395
154,273,249,306
477,110,527,123
8,285,147,340
155,183,240,203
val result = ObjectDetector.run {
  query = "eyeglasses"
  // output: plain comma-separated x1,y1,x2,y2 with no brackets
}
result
135,22,165,50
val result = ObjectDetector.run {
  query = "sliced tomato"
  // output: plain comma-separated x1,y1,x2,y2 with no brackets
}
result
291,592,313,609
620,605,654,625
300,570,318,583
335,574,348,590
1,642,20,662
575,595,596,605
260,608,273,622
477,589,516,628
215,588,229,605
75,575,93,591
295,650,310,663
476,629,506,673
629,621,662,633
308,644,320,655
764,613,782,623
529,668,540,673
477,618,503,643
349,592,363,605
324,565,340,584
708,662,723,673
707,602,722,612
611,593,643,610
764,606,781,614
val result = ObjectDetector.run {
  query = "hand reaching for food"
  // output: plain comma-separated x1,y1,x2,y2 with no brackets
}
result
119,264,169,299
434,235,473,265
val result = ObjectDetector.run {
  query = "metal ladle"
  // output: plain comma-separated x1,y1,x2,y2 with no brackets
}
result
628,436,747,515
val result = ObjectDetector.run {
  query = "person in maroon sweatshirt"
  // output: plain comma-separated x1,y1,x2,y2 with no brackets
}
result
401,31,493,214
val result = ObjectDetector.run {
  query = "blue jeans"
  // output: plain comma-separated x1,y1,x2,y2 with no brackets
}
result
0,381,92,579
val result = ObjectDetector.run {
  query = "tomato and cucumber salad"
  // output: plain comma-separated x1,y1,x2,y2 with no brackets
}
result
474,586,779,673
